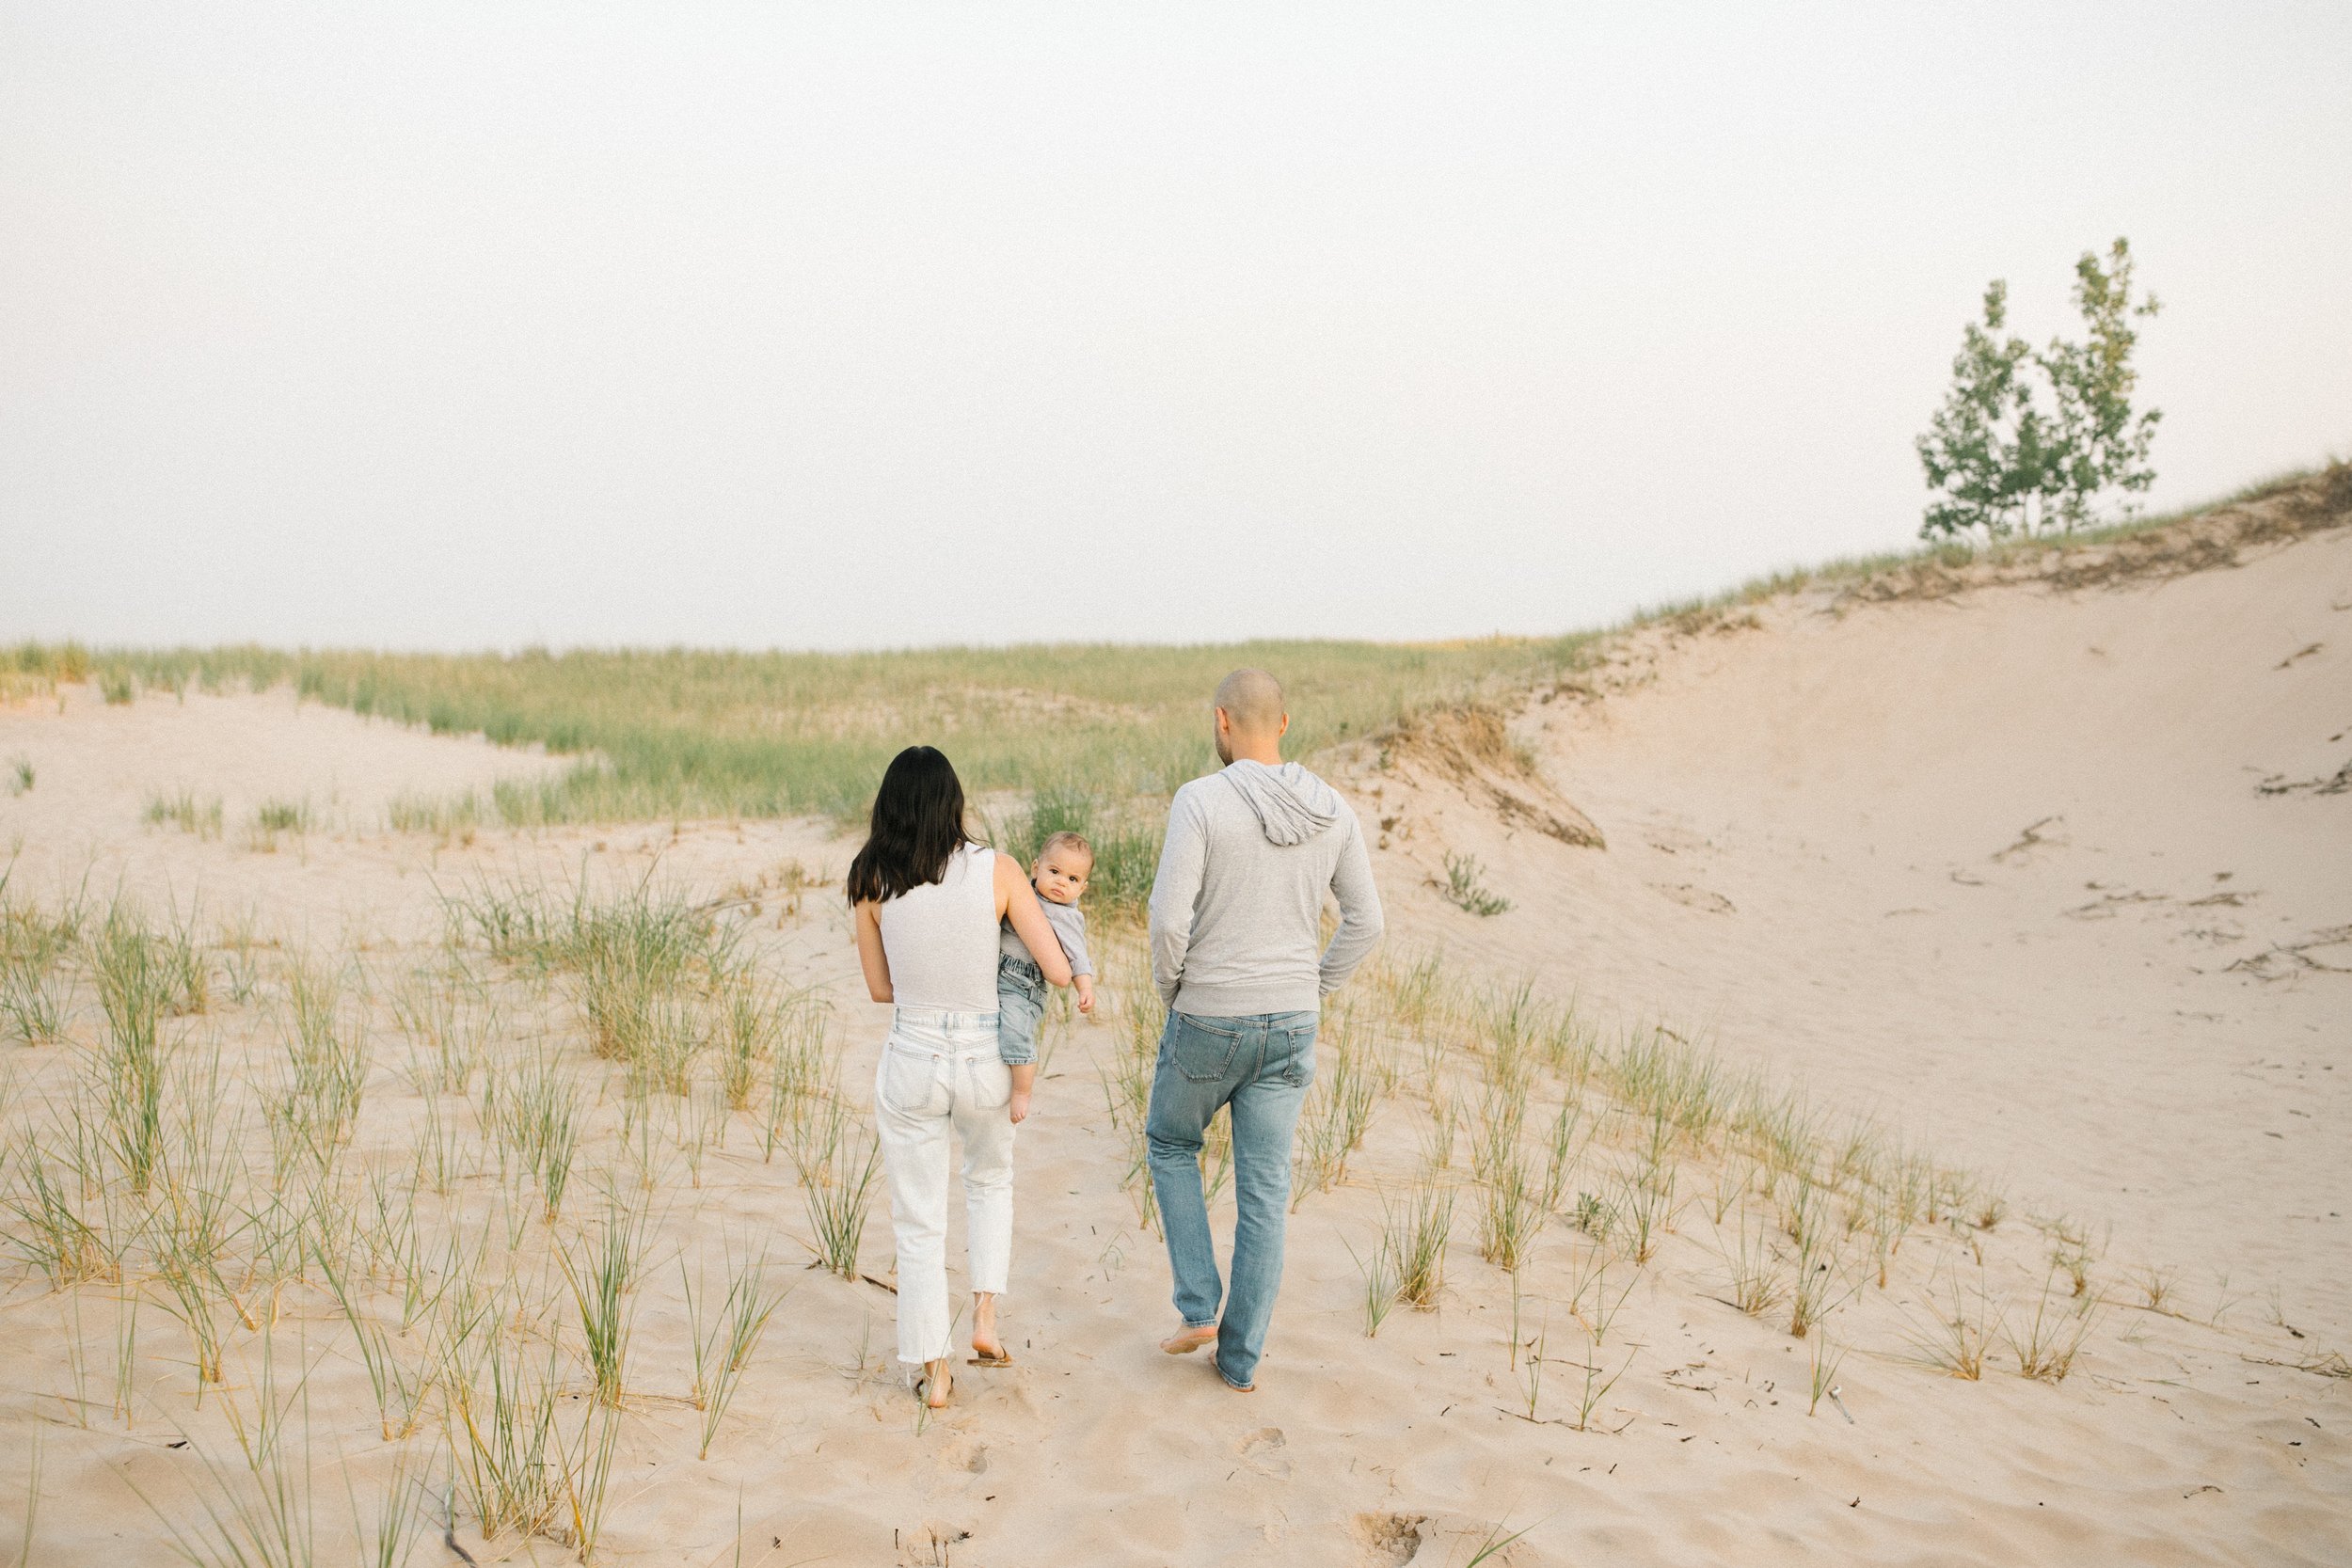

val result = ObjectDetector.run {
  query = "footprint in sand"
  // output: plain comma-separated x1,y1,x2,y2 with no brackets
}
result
936,1435,988,1474
1238,1424,1291,1477
1349,1512,1427,1568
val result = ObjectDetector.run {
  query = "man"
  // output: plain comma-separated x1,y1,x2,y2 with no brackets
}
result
1145,667,1385,1391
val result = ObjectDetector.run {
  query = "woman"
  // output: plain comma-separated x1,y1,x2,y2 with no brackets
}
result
850,745,1073,1409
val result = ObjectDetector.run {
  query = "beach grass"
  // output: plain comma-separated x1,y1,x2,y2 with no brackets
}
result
0,868,2320,1561
24,638,1588,833
144,790,224,841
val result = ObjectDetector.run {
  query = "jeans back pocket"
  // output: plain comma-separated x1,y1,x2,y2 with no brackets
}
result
1279,1016,1319,1088
965,1054,1013,1109
1168,1015,1243,1084
879,1047,947,1116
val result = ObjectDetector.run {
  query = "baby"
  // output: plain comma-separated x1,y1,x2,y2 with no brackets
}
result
999,831,1096,1120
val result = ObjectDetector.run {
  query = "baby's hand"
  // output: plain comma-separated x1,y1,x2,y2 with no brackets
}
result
1074,975,1095,1015
1009,1087,1033,1125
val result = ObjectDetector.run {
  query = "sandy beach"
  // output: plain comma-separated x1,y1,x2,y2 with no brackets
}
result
0,508,2344,1566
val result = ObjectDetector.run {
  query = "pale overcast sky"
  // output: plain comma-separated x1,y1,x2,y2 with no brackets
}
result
4,4,2346,652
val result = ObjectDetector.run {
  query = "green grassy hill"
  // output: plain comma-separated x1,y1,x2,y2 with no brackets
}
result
6,638,1584,828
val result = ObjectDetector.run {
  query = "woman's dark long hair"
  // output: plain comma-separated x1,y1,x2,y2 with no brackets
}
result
845,746,975,905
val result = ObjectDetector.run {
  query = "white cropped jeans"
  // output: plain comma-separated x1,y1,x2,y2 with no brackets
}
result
873,1006,1016,1368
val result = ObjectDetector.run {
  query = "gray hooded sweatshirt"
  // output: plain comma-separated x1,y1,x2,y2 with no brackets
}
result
1149,759,1385,1017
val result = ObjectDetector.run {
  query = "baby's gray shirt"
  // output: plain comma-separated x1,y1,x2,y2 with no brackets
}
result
1000,897,1092,978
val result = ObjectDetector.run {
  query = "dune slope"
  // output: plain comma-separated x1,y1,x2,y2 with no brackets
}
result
1359,494,2352,1331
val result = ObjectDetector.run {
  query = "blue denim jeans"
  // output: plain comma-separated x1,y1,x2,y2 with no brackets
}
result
1146,1009,1317,1388
995,953,1045,1066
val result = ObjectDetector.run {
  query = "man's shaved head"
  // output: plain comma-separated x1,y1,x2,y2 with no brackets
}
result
1214,668,1286,736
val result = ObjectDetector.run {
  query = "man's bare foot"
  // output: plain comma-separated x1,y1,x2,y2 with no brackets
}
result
1160,1323,1217,1355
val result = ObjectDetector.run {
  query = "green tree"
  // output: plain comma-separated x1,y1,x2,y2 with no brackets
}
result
1915,238,2161,540
1915,279,2055,539
2041,240,2163,531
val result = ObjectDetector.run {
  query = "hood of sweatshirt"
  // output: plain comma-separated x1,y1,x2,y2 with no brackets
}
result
1219,760,1343,847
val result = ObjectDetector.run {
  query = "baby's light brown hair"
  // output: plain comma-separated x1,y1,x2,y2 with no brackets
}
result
1037,831,1093,866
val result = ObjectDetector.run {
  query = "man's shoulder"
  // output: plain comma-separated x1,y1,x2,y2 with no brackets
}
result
1169,771,1229,812
1168,766,1361,838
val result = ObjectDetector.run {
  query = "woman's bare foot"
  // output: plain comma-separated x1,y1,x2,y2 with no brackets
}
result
971,1292,1008,1363
921,1358,954,1409
1159,1323,1217,1355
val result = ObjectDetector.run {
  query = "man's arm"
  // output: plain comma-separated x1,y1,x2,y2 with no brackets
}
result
1148,789,1207,1006
1317,811,1385,996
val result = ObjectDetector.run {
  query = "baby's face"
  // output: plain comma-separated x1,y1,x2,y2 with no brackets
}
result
1032,848,1091,906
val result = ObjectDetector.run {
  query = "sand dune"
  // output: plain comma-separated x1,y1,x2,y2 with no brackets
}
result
0,507,2345,1566
1356,506,2352,1331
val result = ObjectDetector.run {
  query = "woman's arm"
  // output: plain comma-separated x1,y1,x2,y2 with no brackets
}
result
852,899,894,1003
995,854,1074,988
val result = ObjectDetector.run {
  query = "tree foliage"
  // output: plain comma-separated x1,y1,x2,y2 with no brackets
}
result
1916,239,2161,540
